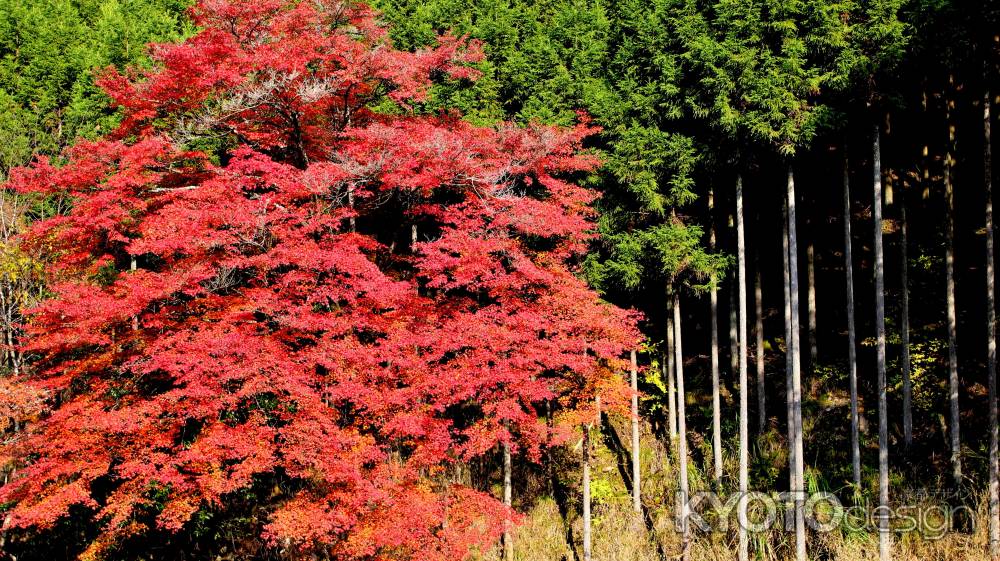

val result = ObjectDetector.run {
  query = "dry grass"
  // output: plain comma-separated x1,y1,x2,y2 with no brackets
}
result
480,418,994,561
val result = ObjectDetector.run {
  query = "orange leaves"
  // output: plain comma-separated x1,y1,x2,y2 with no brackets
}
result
0,377,45,432
4,480,98,530
265,483,509,561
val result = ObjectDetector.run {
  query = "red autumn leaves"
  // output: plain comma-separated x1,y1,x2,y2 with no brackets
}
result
0,0,639,559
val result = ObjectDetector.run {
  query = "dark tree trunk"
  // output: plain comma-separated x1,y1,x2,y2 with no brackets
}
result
945,88,962,489
874,125,892,561
502,441,512,560
755,247,765,434
667,301,677,442
709,187,722,483
674,292,690,561
843,147,862,488
900,179,912,450
582,423,592,561
736,174,749,561
787,166,806,561
984,82,999,559
630,349,641,513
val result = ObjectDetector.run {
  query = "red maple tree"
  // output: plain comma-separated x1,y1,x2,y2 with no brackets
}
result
0,1,638,559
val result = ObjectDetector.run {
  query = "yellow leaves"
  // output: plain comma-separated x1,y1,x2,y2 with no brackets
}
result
0,240,45,308
2,253,41,278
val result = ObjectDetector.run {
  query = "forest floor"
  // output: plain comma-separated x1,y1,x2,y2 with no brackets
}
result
481,357,993,561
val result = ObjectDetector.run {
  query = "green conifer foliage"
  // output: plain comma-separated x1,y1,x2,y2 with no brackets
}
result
0,0,191,177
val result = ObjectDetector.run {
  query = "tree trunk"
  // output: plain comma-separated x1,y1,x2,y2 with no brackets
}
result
786,166,806,561
984,83,999,559
709,186,723,484
730,263,739,391
131,255,139,333
0,283,9,371
4,296,17,375
348,185,356,232
874,125,893,561
582,424,592,561
736,174,749,561
630,349,641,513
503,441,513,560
945,89,963,490
755,248,765,434
901,176,912,450
807,239,817,367
782,197,795,496
730,210,739,392
667,303,678,441
673,291,689,561
843,148,862,488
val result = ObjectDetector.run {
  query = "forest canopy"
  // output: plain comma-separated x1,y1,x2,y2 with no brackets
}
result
1,1,999,561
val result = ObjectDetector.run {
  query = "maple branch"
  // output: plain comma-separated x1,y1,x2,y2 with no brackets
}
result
149,185,199,193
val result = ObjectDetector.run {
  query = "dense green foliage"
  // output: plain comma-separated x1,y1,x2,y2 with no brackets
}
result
0,0,191,177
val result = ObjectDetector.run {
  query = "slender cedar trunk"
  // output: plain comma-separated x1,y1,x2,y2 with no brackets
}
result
9,286,17,371
945,88,963,490
709,187,723,484
944,88,963,489
944,100,962,489
736,174,750,561
662,351,674,443
782,199,795,494
730,282,739,387
130,256,139,334
807,239,817,367
0,285,7,370
502,442,512,560
787,166,806,561
985,84,999,559
730,212,739,388
582,422,592,561
673,292,690,561
755,248,765,434
873,125,893,561
901,179,913,450
843,148,862,488
544,400,554,495
348,185,356,232
1,285,11,373
630,349,641,513
667,304,678,441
